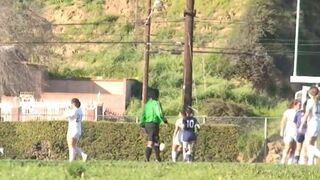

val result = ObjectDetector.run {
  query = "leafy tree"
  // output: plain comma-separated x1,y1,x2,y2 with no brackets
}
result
0,0,52,96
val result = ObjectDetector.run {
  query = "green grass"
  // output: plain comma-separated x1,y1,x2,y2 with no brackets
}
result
1,161,320,179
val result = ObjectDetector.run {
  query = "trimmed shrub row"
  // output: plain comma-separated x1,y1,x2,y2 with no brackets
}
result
0,121,239,162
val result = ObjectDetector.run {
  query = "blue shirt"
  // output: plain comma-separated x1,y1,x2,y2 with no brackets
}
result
294,111,307,133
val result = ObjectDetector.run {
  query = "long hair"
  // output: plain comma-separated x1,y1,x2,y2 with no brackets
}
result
289,99,300,109
71,98,81,108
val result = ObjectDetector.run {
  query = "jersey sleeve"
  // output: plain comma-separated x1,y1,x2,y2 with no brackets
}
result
139,105,146,125
282,110,289,119
154,101,165,122
293,112,299,124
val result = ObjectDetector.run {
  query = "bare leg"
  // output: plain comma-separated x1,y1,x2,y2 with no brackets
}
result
74,140,87,162
67,137,77,162
172,144,178,162
288,141,296,164
281,143,291,164
308,137,319,165
182,142,188,161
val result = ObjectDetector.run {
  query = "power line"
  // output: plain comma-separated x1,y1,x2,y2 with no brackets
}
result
0,41,177,45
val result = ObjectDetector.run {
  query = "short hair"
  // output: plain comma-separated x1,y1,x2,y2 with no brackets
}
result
71,98,81,108
309,86,319,97
150,89,159,100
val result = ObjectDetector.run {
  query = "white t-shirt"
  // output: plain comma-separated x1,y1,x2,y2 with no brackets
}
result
306,99,320,121
283,108,298,137
66,108,83,135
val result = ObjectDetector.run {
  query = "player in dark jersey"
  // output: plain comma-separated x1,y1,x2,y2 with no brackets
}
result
293,101,307,164
182,107,200,162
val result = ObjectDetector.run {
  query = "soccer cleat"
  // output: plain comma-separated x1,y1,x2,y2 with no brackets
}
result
82,153,88,162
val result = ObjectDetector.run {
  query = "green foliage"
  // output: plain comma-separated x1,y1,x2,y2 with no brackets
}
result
67,163,86,178
0,122,239,162
82,0,105,13
2,161,320,179
237,133,263,161
47,0,73,5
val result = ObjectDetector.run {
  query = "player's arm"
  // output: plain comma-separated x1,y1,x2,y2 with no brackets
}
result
299,100,312,131
300,108,311,131
65,109,77,119
139,108,146,127
280,114,287,137
155,102,168,124
195,118,200,132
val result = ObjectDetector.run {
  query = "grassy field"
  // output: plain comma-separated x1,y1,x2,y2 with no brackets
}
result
1,160,320,180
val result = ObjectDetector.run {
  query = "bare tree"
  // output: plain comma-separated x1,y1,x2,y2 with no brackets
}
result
0,0,52,96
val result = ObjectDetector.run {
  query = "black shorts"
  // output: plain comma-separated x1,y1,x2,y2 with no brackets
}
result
296,133,305,143
144,123,160,143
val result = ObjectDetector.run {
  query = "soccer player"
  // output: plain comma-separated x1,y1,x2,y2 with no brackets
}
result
66,98,88,162
140,90,168,162
299,86,320,165
293,101,307,164
182,107,200,162
280,99,301,164
171,111,185,162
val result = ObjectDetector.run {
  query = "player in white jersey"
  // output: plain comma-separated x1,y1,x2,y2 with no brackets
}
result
66,98,87,162
280,99,301,164
171,111,185,162
299,86,320,165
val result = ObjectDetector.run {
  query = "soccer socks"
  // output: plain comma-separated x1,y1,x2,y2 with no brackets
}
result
172,151,177,162
154,145,161,162
76,147,87,162
287,155,294,165
280,150,287,164
311,145,320,158
69,147,75,162
294,156,300,164
145,147,152,162
307,145,320,165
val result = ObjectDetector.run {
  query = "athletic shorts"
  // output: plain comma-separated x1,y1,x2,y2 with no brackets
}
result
173,133,183,146
283,134,296,144
296,133,305,143
306,119,320,138
67,131,81,140
183,131,197,142
144,123,160,143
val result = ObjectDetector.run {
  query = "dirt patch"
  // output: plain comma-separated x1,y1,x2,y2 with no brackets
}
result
105,0,135,17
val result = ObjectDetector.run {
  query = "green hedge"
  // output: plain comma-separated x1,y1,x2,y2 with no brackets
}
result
0,121,239,162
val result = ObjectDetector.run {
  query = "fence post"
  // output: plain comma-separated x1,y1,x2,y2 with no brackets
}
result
264,117,268,162
202,116,207,124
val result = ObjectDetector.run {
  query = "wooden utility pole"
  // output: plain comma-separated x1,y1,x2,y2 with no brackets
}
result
142,0,152,105
183,0,195,109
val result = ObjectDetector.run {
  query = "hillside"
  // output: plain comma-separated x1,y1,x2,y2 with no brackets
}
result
16,0,320,116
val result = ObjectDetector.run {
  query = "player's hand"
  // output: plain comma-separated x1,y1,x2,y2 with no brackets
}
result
280,131,283,138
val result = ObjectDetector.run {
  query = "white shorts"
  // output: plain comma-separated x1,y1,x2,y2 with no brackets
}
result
67,131,81,140
283,134,296,144
173,134,183,146
306,120,320,138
